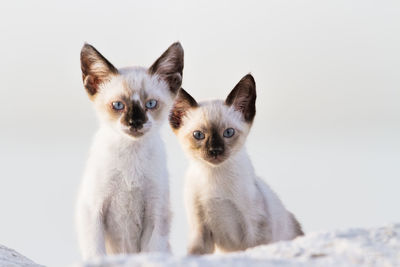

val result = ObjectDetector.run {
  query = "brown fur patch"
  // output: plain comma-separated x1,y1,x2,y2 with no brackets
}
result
148,42,184,94
80,43,118,97
121,100,148,129
169,88,198,130
225,74,256,122
205,126,225,159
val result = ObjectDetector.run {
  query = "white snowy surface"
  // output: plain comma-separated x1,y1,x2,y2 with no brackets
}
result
0,244,42,267
73,223,400,267
2,224,399,267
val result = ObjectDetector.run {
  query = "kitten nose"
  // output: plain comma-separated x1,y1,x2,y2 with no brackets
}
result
209,147,224,157
128,119,144,129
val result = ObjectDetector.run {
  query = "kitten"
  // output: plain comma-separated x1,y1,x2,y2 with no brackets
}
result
76,42,184,260
169,74,303,254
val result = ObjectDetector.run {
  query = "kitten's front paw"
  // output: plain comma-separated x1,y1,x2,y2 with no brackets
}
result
188,244,207,255
144,234,171,253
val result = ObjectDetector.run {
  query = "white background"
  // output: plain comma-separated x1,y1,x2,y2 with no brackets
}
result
0,0,399,266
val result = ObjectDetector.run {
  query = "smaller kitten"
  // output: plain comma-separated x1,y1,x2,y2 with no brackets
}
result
169,74,303,254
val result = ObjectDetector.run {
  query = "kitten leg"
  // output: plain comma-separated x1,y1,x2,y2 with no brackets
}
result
77,204,106,260
188,224,214,255
140,196,171,252
186,199,214,254
143,216,171,252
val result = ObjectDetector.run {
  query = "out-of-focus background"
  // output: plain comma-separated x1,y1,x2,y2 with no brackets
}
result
0,0,399,266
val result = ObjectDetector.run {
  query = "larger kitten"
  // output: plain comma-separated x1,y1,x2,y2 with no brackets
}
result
76,42,183,260
169,74,303,254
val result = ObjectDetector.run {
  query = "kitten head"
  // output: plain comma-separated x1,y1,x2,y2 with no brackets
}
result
80,42,184,139
169,74,256,165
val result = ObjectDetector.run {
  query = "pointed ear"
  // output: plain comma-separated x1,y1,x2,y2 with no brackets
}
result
80,43,118,97
225,74,256,123
148,42,184,95
169,88,197,130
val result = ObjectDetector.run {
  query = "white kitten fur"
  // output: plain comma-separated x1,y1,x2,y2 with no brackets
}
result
171,80,303,254
76,42,183,260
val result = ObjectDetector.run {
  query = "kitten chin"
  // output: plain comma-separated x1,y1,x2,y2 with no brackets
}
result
170,74,303,255
76,42,183,259
119,117,153,139
203,155,227,165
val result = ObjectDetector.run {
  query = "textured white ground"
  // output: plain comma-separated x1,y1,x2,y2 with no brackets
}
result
74,224,400,267
2,224,399,267
0,245,42,267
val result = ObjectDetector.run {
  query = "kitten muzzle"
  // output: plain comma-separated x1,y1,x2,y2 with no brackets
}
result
128,118,144,130
208,147,224,158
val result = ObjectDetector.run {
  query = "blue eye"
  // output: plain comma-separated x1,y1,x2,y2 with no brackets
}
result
223,128,235,138
193,131,205,140
112,101,125,110
145,99,158,109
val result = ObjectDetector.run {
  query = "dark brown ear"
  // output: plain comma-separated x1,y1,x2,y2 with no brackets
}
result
225,74,256,123
80,43,118,97
169,88,197,130
148,42,184,95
